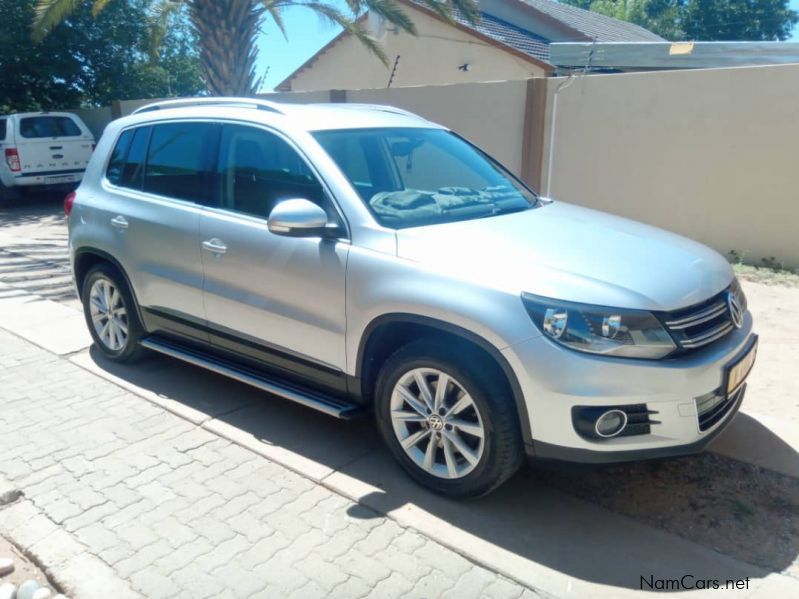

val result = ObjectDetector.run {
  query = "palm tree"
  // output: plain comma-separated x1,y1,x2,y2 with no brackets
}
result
33,0,480,96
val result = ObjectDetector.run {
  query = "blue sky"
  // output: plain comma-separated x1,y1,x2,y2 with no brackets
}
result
255,0,799,91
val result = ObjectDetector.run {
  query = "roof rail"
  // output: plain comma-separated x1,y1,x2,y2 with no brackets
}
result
326,103,424,120
132,97,284,115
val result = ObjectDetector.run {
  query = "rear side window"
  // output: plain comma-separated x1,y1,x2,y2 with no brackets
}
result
19,116,82,138
106,130,134,186
144,122,216,202
119,127,150,190
0,119,6,141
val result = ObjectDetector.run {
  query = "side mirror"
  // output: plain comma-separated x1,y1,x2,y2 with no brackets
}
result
267,199,338,238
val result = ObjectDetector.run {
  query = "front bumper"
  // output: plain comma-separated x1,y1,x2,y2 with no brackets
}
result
502,311,755,463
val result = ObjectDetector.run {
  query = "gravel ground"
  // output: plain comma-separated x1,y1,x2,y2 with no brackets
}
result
0,535,57,591
534,453,799,580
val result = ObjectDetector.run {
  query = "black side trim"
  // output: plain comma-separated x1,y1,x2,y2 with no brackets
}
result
532,386,744,463
17,168,84,177
356,313,532,445
142,307,349,397
142,336,363,419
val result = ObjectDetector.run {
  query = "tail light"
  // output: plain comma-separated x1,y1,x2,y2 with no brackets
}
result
64,191,77,216
4,148,20,172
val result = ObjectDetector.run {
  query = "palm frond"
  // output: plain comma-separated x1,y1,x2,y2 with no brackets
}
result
90,0,111,17
32,0,83,41
417,0,480,25
297,1,389,65
361,0,416,35
262,2,289,41
146,0,185,63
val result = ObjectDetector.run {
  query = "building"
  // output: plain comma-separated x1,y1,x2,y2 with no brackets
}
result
275,0,663,91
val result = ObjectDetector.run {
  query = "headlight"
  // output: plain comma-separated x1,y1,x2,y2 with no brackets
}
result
521,293,676,359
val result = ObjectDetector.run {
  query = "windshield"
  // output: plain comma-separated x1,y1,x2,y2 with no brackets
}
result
313,127,538,229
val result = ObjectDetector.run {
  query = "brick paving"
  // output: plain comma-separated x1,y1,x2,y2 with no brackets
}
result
0,328,536,598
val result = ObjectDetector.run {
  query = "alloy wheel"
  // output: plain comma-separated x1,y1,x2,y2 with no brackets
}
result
390,368,485,479
89,277,129,352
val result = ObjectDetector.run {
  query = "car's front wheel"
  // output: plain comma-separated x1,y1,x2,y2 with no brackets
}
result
375,340,523,498
81,263,145,362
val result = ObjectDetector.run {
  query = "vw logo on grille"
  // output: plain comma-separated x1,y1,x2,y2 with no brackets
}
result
727,291,744,329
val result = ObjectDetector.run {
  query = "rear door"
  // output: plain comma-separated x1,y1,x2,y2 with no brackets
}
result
99,121,218,341
14,113,94,185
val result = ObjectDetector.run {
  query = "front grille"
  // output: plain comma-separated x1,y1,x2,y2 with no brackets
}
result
661,282,745,353
695,384,745,431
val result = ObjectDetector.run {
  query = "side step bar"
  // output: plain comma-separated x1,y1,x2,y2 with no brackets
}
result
140,336,364,420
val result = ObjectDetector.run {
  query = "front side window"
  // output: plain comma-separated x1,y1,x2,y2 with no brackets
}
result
217,124,326,220
314,127,538,229
19,116,82,138
144,122,216,202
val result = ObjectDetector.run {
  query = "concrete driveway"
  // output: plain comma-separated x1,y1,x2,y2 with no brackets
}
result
1,195,798,598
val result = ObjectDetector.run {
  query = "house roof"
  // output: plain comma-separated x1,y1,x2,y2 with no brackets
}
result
274,0,663,91
518,0,665,42
452,8,551,61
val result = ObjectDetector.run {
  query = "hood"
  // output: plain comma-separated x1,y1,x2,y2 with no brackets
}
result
395,201,733,312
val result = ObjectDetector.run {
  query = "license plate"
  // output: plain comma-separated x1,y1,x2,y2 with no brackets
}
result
45,174,78,184
726,338,758,395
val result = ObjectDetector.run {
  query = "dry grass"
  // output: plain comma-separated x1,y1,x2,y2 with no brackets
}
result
534,453,799,579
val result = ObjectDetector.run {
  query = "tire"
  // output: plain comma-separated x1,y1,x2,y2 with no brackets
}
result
375,339,523,498
81,263,146,362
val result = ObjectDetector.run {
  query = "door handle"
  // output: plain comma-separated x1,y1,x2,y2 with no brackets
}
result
202,239,227,254
110,215,128,230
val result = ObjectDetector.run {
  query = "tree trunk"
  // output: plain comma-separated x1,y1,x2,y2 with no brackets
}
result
189,0,263,96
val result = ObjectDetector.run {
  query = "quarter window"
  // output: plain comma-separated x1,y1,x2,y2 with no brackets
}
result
106,130,134,186
217,124,326,220
119,126,150,190
0,119,6,141
144,122,216,202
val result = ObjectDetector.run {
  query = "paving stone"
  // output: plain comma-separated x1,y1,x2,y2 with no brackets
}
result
0,327,533,599
484,577,526,599
441,566,499,599
295,554,348,593
327,576,372,599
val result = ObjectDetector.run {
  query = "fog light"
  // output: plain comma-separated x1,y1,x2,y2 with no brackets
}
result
594,409,627,438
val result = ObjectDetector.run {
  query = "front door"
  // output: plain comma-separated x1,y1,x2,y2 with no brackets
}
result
199,123,349,391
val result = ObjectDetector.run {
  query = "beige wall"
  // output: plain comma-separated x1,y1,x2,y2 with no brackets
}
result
67,62,799,267
284,5,547,92
341,80,529,174
541,63,799,268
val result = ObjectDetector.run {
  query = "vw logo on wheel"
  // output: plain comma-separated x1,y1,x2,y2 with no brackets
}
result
727,291,744,329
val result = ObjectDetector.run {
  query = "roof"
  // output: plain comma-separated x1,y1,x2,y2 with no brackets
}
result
120,100,440,133
276,0,553,91
453,8,551,61
518,0,664,42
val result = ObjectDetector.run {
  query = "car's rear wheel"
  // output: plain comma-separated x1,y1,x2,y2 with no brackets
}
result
81,264,145,362
375,340,523,498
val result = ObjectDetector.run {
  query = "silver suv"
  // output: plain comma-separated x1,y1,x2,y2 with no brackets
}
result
67,98,757,497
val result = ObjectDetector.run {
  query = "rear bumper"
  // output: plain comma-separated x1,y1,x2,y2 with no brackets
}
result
12,170,83,187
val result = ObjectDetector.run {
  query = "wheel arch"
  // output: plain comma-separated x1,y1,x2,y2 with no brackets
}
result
73,247,146,325
354,313,532,446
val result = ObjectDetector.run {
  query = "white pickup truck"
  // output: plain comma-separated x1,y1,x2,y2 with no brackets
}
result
0,111,95,202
